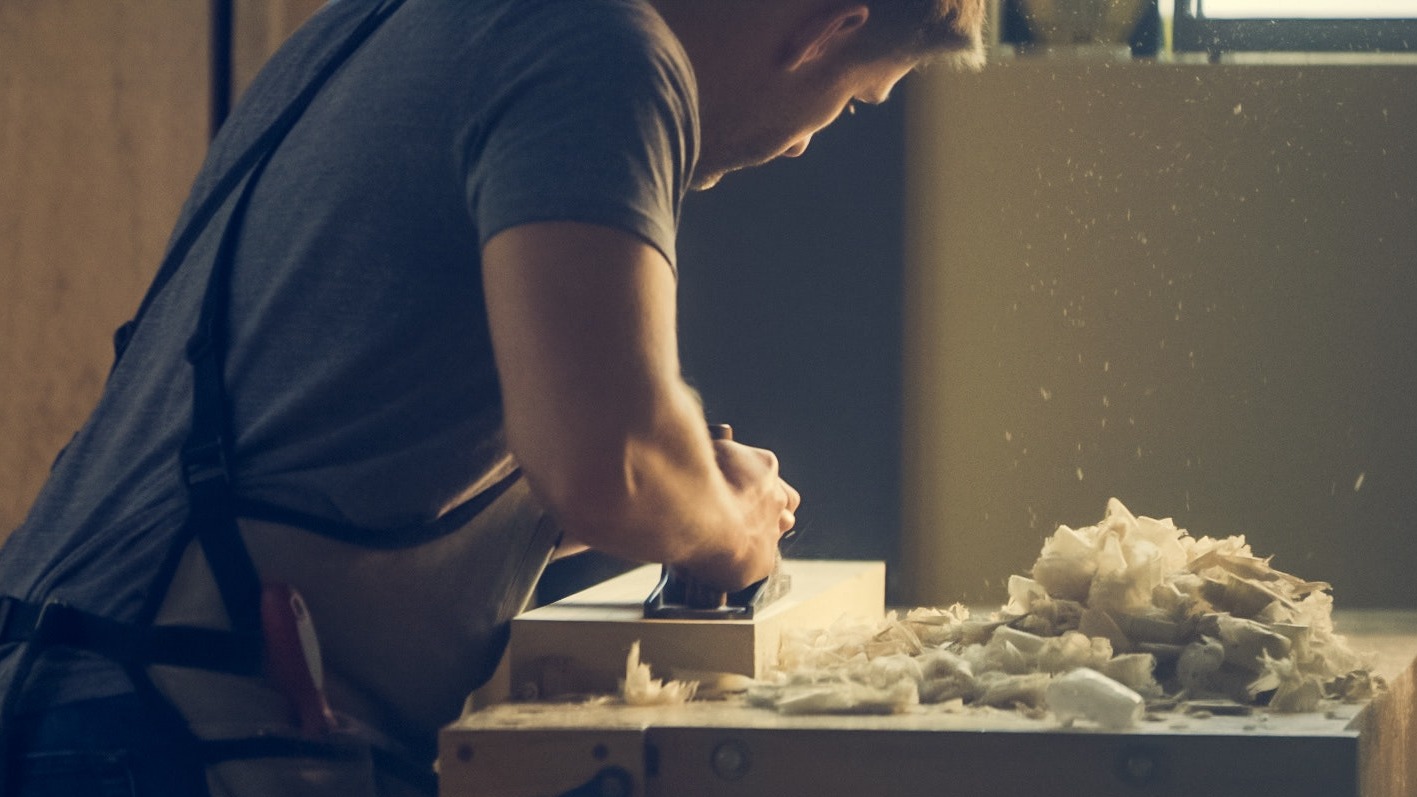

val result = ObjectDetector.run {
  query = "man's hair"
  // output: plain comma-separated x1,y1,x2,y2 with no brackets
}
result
858,0,987,68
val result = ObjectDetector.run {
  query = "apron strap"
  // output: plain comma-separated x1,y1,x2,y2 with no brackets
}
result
111,0,412,368
0,597,262,677
2,2,419,791
178,142,274,635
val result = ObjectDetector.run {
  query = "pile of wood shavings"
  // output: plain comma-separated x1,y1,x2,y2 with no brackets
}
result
745,498,1384,724
620,641,699,706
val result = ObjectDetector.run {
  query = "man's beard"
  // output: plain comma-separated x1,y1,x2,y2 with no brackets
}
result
691,114,797,190
689,144,781,191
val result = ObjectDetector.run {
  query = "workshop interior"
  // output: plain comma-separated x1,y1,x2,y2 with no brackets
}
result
2,0,1415,795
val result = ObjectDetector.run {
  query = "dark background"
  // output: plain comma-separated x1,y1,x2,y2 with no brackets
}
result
538,88,912,602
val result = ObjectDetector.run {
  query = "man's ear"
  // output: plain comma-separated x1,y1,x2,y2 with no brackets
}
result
782,4,870,71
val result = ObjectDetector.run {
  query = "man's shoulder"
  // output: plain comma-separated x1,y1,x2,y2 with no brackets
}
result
470,0,697,123
476,0,690,79
486,0,671,38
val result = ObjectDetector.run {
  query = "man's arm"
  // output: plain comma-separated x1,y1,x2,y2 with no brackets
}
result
482,221,796,591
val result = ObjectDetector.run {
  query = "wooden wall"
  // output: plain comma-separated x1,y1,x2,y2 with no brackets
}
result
233,0,327,97
0,1,320,537
904,60,1417,609
0,1,209,534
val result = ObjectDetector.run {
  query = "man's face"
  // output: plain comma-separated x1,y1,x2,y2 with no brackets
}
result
691,53,919,191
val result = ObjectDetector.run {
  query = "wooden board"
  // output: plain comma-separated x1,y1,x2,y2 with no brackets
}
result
0,0,209,535
503,560,885,701
1357,639,1417,797
444,610,1417,797
0,0,324,537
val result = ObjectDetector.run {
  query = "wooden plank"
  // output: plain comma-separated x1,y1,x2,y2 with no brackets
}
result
650,726,1357,797
445,610,1417,796
1357,653,1417,797
0,0,210,535
450,693,1370,736
505,560,885,700
438,727,646,797
446,699,1367,797
903,62,1417,610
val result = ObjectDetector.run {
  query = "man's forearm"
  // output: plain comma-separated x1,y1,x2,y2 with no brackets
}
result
514,380,757,583
483,221,781,589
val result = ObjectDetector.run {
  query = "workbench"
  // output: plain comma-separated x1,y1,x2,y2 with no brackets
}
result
442,607,1417,797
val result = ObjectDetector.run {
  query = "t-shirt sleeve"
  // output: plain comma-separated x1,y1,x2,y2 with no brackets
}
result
464,5,698,270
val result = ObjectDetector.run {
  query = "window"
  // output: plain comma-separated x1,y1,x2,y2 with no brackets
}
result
1172,0,1417,55
1199,1,1417,18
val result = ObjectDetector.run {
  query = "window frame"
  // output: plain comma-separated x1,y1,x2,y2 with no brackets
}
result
1172,0,1417,55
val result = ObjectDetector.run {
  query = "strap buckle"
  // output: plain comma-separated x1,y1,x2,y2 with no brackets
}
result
182,438,230,490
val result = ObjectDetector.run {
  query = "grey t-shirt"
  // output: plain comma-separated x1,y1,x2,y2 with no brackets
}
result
0,0,697,715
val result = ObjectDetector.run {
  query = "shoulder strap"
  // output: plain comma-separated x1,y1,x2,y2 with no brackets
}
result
112,0,410,367
173,0,410,634
177,145,276,634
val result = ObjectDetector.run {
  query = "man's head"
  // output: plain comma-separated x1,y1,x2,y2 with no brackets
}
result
848,0,987,64
650,0,985,189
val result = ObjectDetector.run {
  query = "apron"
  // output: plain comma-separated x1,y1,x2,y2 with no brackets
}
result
0,0,559,791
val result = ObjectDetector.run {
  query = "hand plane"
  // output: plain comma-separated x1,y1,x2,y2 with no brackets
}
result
643,423,793,620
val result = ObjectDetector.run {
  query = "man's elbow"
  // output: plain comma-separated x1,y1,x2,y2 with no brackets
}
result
524,459,644,553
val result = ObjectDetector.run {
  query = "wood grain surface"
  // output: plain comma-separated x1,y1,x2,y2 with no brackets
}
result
505,561,886,701
0,0,209,533
0,0,326,537
447,610,1417,797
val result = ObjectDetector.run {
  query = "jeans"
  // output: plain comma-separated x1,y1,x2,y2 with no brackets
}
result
6,693,208,797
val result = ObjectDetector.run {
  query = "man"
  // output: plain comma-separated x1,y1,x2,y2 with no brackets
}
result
0,0,982,794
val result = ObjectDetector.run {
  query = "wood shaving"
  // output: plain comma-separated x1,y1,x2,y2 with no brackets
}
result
619,641,698,706
747,499,1382,724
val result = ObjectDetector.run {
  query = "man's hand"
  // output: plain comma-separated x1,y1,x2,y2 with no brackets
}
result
696,435,801,587
483,221,799,591
556,435,799,586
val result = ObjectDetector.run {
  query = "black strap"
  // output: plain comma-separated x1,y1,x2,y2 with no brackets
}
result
1,1,414,784
174,0,409,635
112,0,410,367
0,597,262,676
177,142,275,635
231,466,524,550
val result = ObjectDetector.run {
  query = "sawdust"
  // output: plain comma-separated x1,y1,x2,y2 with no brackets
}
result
620,640,699,706
745,498,1382,726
